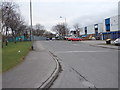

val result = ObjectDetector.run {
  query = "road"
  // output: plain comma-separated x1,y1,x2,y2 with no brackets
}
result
40,40,118,88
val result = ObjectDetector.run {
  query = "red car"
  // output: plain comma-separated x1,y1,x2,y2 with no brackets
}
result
68,37,82,41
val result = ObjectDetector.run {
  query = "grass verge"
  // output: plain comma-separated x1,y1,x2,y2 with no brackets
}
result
2,41,32,72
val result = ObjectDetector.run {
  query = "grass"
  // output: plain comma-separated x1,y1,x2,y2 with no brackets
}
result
2,41,32,72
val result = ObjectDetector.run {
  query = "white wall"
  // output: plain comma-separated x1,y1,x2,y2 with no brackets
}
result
110,15,118,31
118,15,120,30
103,18,106,32
86,25,95,34
80,23,104,35
98,23,104,33
80,27,85,35
118,2,120,30
103,15,119,32
80,25,95,35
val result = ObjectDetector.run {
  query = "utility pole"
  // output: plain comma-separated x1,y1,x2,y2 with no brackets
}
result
30,0,33,50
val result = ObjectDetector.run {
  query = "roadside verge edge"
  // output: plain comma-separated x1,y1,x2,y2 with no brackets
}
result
38,51,61,89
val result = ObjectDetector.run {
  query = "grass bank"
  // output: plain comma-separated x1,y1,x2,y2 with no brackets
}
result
2,41,32,72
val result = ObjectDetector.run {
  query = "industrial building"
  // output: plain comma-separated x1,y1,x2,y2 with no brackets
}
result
80,23,103,40
80,15,120,40
102,15,120,40
70,2,120,40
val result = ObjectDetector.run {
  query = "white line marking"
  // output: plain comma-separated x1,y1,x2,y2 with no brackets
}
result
56,50,112,54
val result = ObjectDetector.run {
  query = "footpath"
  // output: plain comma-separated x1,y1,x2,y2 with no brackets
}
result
2,41,59,89
81,40,119,50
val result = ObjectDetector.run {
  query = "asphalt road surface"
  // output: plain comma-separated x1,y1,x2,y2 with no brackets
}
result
40,40,118,88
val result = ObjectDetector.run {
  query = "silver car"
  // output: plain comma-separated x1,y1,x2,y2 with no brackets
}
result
114,37,120,45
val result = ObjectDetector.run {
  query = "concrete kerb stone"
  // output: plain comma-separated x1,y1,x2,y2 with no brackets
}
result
89,44,120,50
37,51,61,89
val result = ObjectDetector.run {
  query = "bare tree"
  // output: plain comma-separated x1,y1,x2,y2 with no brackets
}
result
52,23,69,37
36,24,44,30
33,24,45,36
44,31,55,39
73,23,82,37
1,2,27,45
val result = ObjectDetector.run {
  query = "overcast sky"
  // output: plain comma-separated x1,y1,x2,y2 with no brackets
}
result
9,0,119,31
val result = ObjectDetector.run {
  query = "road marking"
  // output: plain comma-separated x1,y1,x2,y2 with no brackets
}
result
73,44,80,46
56,50,112,54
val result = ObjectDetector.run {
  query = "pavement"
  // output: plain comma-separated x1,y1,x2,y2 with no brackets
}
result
81,40,119,50
2,41,58,88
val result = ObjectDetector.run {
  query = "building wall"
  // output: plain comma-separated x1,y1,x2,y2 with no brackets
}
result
80,14,119,40
110,16,118,31
87,25,94,34
102,15,120,40
119,15,120,31
98,23,104,33
80,23,103,35
118,2,120,30
103,15,118,32
80,27,87,35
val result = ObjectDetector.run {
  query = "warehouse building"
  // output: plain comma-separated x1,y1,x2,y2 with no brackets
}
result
80,15,120,40
102,15,120,40
80,23,103,40
79,2,120,40
118,1,120,33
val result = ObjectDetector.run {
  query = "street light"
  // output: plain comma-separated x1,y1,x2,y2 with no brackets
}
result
60,16,66,24
30,0,33,50
60,16,68,36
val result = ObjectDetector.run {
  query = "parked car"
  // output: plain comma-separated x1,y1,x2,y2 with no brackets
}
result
114,37,120,45
64,35,72,40
46,38,50,40
68,37,82,41
55,36,64,40
52,37,56,40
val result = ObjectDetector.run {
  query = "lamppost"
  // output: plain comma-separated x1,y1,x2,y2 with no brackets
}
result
30,0,33,50
60,16,66,24
60,16,67,36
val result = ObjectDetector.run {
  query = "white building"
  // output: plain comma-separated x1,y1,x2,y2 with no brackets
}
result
79,1,120,40
80,23,103,35
102,15,120,40
103,15,118,32
87,25,94,34
111,16,119,31
118,1,120,31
